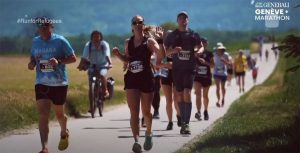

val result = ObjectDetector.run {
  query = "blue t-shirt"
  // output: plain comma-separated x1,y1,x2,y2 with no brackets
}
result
31,33,75,86
82,40,110,68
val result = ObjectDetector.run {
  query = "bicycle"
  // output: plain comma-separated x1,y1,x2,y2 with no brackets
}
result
90,64,111,118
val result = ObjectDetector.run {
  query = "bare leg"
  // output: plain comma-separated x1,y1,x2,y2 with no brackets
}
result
126,89,141,142
203,86,210,110
162,85,173,122
194,81,202,112
37,99,51,150
53,104,68,136
140,92,154,135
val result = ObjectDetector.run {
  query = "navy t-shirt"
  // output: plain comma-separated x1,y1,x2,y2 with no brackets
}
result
164,29,201,70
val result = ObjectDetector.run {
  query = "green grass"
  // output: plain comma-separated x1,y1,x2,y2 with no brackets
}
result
0,56,126,134
176,56,300,153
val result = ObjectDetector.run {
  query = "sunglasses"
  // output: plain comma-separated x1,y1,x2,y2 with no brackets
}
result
132,20,144,25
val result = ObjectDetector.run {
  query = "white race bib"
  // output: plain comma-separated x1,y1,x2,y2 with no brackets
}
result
39,60,54,72
160,68,169,78
216,65,225,74
197,66,208,75
129,61,144,73
178,51,190,60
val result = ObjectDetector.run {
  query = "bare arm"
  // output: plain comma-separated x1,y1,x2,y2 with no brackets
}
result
28,55,36,70
112,39,129,63
49,53,77,66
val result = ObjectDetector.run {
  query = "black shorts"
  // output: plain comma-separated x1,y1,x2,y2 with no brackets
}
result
235,71,245,77
173,69,195,92
35,84,68,105
194,77,212,87
161,69,173,86
227,69,233,75
124,72,154,93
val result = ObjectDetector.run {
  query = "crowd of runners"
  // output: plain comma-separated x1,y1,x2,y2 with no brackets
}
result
28,11,277,153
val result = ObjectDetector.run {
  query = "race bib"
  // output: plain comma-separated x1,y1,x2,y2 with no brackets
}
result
129,61,144,73
216,65,225,74
39,60,54,72
178,51,190,61
197,66,208,75
160,68,169,78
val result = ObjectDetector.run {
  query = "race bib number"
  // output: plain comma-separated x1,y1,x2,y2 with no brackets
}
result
39,60,54,72
178,51,190,61
129,61,144,73
160,68,169,78
216,66,225,74
197,66,208,75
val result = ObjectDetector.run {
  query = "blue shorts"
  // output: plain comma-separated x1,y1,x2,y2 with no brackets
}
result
213,74,227,82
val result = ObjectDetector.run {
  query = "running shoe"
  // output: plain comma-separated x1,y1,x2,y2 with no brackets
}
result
141,117,146,128
204,110,209,120
180,124,185,134
221,99,225,107
176,115,182,127
166,122,173,130
153,111,160,119
143,132,153,151
195,112,201,120
58,129,69,151
39,148,49,153
183,124,191,135
132,142,142,153
216,102,221,107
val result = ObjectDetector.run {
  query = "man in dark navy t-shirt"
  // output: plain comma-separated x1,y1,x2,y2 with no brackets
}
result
164,11,201,135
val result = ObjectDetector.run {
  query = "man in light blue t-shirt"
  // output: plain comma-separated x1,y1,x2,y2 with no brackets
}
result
81,30,112,103
28,17,76,153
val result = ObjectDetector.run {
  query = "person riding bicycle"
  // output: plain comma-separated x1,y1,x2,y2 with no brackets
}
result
81,30,112,104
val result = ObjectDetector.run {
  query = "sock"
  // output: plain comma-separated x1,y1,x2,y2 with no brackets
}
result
185,102,192,124
179,102,185,125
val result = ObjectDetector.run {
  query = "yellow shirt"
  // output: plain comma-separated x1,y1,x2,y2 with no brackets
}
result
234,55,247,72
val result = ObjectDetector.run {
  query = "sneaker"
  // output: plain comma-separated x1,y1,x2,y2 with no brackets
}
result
132,142,142,153
166,122,173,130
204,110,209,120
216,102,221,107
195,112,201,120
153,111,160,119
183,124,191,135
58,129,69,151
39,148,49,153
180,123,186,134
143,132,153,151
176,115,182,127
141,117,146,128
221,99,225,107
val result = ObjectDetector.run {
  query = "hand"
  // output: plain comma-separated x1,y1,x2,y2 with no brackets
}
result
107,64,113,69
48,58,59,66
173,46,182,53
197,57,206,64
28,62,35,70
112,47,120,56
154,26,164,40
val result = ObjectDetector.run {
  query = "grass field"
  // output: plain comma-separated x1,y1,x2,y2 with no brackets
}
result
176,56,300,153
0,55,126,134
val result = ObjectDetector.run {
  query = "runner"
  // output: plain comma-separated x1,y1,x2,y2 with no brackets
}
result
27,17,76,153
194,37,214,121
164,11,201,135
265,49,269,62
213,44,231,107
159,30,181,130
251,57,258,84
112,15,162,153
226,55,234,86
234,49,248,93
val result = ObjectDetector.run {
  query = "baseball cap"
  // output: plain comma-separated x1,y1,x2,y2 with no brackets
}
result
177,11,188,18
35,17,53,28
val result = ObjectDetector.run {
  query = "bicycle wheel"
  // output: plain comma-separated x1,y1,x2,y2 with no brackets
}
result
90,82,96,118
98,98,104,117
